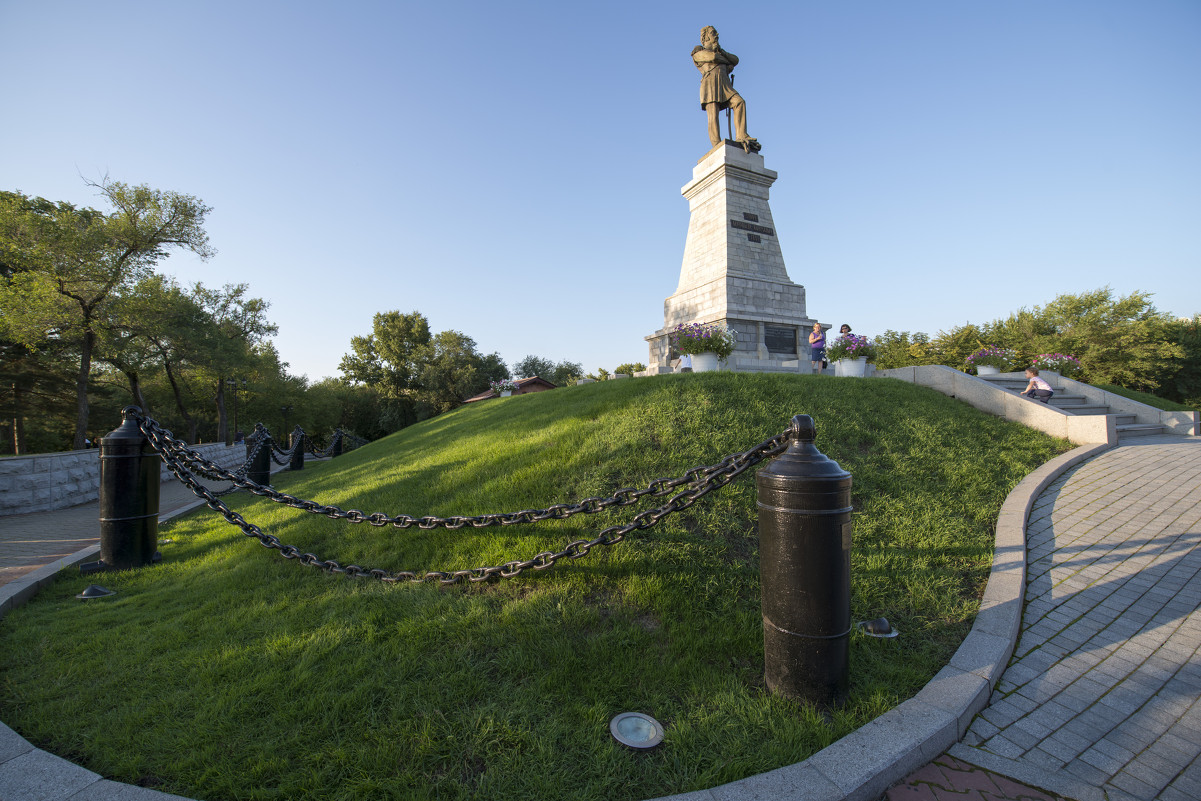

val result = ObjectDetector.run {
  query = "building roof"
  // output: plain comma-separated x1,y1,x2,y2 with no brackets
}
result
463,375,557,404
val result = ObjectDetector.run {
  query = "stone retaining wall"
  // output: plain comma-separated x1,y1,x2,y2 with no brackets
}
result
0,443,247,516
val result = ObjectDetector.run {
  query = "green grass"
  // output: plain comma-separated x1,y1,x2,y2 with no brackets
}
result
0,374,1071,801
1093,383,1196,412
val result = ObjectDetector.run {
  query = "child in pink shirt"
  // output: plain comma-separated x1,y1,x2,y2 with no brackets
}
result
1021,367,1054,403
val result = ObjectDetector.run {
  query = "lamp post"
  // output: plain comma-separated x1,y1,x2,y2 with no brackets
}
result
280,405,293,437
225,377,247,444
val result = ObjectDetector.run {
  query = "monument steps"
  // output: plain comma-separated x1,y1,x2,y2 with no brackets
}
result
978,375,1169,440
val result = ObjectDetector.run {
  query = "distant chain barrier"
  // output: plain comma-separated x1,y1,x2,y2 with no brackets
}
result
134,409,790,584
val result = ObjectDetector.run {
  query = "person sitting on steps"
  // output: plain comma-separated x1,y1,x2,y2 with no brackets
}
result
1021,367,1054,403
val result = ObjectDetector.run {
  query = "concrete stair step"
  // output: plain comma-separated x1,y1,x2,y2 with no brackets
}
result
1056,404,1112,415
1118,423,1167,439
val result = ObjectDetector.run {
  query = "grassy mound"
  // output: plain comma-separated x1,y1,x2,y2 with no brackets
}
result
0,374,1070,801
1093,383,1197,412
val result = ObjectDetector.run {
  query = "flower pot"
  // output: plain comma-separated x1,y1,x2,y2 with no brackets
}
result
500,391,512,397
692,352,720,372
976,366,1000,376
836,358,867,378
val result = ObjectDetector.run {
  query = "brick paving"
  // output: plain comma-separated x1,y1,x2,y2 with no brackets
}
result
0,471,268,588
885,755,1070,801
889,434,1201,801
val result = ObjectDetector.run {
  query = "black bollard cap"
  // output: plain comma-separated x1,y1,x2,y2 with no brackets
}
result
757,414,851,482
101,406,145,444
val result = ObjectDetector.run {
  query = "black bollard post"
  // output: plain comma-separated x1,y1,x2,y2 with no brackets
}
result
246,424,272,486
83,407,160,573
289,426,305,471
331,429,343,458
755,414,852,707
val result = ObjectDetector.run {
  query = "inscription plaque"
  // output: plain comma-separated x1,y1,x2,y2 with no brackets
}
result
730,219,775,236
764,325,796,355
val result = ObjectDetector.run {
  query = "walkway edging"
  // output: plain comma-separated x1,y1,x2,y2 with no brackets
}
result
651,441,1112,801
1,447,1110,801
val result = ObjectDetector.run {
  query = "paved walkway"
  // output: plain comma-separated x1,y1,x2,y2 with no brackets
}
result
0,475,236,588
2,436,1200,801
887,434,1201,801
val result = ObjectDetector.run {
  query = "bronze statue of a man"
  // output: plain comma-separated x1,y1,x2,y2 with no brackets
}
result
692,26,759,151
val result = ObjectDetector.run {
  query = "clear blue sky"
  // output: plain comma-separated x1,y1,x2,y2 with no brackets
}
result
4,1,1198,381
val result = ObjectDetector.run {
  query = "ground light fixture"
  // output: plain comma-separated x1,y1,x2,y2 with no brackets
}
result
857,618,899,638
76,584,116,600
609,712,665,749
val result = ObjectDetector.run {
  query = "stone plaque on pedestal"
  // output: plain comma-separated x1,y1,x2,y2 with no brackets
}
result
644,141,821,374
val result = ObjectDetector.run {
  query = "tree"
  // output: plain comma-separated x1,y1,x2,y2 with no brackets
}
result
339,312,510,429
190,282,277,443
872,330,933,370
0,180,214,448
339,310,432,398
0,338,76,454
614,362,646,376
1158,314,1201,406
417,330,491,414
514,355,555,379
868,289,1187,392
1026,289,1182,390
478,352,510,387
513,355,582,387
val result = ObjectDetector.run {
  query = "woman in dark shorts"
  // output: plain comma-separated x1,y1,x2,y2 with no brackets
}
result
808,322,826,373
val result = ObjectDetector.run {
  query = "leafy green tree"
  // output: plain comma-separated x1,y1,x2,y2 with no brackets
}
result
0,338,76,454
514,355,555,379
1158,314,1201,407
614,362,646,375
101,275,210,417
871,289,1188,393
872,330,933,370
478,352,510,387
339,310,432,397
0,180,213,448
514,355,582,386
417,330,491,414
190,282,277,443
1029,289,1182,390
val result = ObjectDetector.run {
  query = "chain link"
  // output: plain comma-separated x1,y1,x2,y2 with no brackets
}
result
137,411,790,584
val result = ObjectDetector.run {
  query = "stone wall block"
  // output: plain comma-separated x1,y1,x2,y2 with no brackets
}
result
0,459,29,477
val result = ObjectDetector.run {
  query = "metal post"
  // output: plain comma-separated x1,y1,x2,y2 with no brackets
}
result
83,407,160,573
332,429,343,458
246,424,272,486
289,426,305,471
755,414,852,707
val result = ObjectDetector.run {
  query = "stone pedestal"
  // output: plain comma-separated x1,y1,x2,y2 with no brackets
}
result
644,142,821,374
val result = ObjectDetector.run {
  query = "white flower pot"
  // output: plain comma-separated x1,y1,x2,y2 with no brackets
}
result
976,366,1000,376
692,352,720,372
500,390,512,397
836,358,867,378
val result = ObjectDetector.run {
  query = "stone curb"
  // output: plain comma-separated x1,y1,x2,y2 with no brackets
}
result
0,446,1108,801
648,441,1112,801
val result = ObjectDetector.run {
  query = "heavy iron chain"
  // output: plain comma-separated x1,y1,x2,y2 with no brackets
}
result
135,410,790,584
305,430,343,458
185,430,272,497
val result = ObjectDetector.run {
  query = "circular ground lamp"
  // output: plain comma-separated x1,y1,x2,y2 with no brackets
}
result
609,712,664,749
